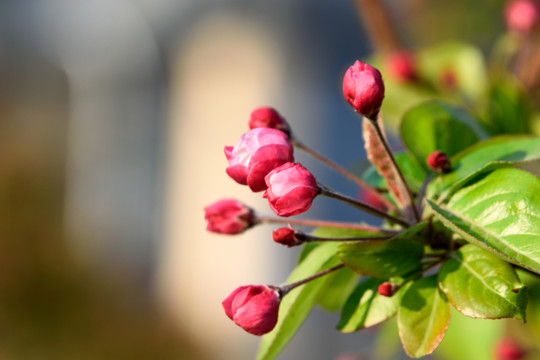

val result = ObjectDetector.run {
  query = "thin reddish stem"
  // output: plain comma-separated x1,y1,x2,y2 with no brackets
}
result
258,216,397,234
292,137,398,213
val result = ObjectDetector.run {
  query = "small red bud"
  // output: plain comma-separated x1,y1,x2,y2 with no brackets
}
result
249,107,291,136
222,285,280,336
225,128,294,192
378,282,397,297
272,227,298,247
426,150,451,173
440,69,458,90
495,337,527,360
263,162,318,217
385,50,418,84
204,199,256,234
505,0,540,34
342,60,385,119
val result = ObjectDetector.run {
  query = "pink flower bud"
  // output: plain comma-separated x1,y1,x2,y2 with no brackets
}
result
249,107,291,136
222,285,280,336
358,188,387,212
343,60,385,118
377,282,397,297
225,128,294,192
204,199,255,234
272,227,298,247
495,337,527,360
505,0,540,34
263,162,318,217
385,50,418,83
426,150,451,173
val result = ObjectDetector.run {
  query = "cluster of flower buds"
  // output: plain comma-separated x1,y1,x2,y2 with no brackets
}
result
205,59,433,336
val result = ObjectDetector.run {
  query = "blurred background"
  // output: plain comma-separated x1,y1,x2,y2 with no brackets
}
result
0,1,511,359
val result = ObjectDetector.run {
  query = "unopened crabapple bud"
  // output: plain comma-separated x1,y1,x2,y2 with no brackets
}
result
249,107,291,136
378,282,397,297
505,0,540,34
272,227,298,247
385,50,418,83
427,150,452,173
263,162,318,217
225,128,294,192
204,199,256,234
495,337,527,360
343,60,385,119
222,285,280,336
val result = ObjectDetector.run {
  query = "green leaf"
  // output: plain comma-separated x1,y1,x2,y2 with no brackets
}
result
398,275,452,358
401,101,486,172
337,239,424,278
483,78,530,135
417,42,488,101
338,278,409,332
438,244,527,320
434,136,540,198
316,266,358,312
426,168,540,275
256,242,342,360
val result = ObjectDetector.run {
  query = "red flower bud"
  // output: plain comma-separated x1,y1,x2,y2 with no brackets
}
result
426,150,451,173
358,188,387,212
272,227,298,247
222,285,280,336
377,282,397,297
225,128,294,192
495,337,527,360
505,0,540,34
385,50,418,83
204,199,255,234
249,107,291,136
343,60,385,119
263,162,318,217
440,69,458,90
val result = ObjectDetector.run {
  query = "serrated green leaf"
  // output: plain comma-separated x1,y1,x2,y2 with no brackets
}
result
433,136,540,199
426,168,540,275
338,278,409,332
438,244,527,320
256,242,342,360
316,266,358,312
401,101,485,171
398,275,451,358
337,239,424,278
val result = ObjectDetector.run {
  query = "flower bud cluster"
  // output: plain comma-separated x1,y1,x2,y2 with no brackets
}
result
205,60,427,337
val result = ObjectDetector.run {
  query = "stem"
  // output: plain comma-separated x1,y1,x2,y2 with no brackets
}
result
296,232,394,243
279,263,345,297
258,216,397,234
352,0,400,53
415,173,434,216
292,137,398,212
318,183,410,227
367,118,420,223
